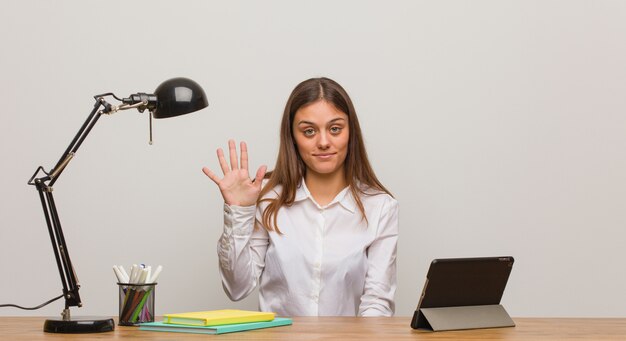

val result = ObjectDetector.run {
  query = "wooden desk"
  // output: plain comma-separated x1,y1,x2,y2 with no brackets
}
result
1,317,625,340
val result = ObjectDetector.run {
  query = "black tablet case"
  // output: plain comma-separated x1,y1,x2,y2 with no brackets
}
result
410,256,515,331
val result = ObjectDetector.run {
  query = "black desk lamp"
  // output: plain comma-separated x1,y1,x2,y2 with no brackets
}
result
26,77,208,333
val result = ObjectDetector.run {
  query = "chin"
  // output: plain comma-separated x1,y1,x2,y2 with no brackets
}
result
310,165,341,176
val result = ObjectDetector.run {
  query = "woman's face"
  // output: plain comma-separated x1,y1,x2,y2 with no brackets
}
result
292,100,350,179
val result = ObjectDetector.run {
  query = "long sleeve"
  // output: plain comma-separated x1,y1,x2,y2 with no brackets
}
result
217,203,269,301
358,198,399,316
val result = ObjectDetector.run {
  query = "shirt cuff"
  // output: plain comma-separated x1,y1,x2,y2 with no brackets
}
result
224,203,256,237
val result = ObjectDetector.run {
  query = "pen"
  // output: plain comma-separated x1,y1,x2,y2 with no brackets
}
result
112,265,124,283
148,265,163,283
129,264,139,284
119,265,130,282
139,269,148,284
145,266,152,285
115,265,130,283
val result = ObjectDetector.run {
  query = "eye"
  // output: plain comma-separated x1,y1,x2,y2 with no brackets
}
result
330,126,342,134
303,128,316,137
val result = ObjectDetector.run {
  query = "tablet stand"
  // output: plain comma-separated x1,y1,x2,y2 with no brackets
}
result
412,304,515,331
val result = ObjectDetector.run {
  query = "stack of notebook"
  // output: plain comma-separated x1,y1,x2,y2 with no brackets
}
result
139,309,292,335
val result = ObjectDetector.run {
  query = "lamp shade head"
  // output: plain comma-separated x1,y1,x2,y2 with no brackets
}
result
152,77,208,119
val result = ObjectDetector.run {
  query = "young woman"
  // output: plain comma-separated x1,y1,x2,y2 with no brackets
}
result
202,77,398,316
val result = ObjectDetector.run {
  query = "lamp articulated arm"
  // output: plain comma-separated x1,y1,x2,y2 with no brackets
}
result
27,97,112,318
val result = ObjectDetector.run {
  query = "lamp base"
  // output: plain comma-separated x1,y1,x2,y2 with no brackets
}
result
43,316,115,333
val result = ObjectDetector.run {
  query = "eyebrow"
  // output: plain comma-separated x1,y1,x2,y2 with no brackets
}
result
297,118,347,126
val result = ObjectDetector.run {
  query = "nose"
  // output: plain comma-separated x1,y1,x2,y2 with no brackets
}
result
318,131,330,150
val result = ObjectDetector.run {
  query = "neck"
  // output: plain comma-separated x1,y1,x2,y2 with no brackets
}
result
304,168,347,206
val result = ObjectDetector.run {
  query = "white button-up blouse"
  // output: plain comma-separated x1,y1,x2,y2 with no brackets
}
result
217,180,399,316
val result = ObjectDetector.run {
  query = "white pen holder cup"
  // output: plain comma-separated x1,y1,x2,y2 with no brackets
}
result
117,283,156,326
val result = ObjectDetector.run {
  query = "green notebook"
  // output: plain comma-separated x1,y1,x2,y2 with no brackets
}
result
139,317,292,335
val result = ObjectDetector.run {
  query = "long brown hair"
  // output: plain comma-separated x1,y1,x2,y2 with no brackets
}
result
258,77,392,233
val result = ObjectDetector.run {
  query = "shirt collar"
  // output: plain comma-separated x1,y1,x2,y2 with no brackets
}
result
295,179,356,213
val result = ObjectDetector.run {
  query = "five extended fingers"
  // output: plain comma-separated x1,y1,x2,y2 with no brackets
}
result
204,139,264,186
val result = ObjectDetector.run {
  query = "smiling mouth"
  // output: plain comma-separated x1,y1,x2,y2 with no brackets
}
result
313,153,336,159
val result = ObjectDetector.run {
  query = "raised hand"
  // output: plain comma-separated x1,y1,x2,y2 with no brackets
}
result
202,140,267,207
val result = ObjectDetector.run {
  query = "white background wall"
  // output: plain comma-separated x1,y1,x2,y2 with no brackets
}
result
1,0,625,318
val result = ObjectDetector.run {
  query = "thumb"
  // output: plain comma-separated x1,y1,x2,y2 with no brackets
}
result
254,165,267,187
202,167,219,184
